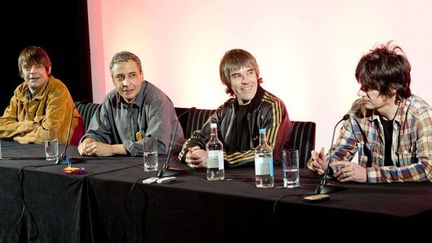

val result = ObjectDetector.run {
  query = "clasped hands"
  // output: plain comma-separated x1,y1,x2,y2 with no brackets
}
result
78,138,115,156
306,148,367,183
185,146,207,168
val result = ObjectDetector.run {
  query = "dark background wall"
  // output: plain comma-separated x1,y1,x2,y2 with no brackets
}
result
2,0,92,112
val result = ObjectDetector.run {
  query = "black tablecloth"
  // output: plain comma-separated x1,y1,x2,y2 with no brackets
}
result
1,141,431,242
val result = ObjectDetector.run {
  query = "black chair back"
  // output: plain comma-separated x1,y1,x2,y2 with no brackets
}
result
288,121,316,168
75,101,101,131
175,107,215,139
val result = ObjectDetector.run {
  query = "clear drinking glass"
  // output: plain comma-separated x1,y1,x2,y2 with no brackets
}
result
44,129,59,161
281,149,300,188
143,137,158,171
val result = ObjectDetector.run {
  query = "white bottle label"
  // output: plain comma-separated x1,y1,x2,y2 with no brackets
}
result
207,150,224,169
255,157,273,176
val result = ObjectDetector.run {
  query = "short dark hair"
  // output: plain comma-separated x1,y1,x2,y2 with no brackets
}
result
219,49,262,96
18,46,52,78
355,41,411,99
109,51,143,76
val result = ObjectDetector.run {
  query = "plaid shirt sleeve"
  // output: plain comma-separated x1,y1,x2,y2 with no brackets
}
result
368,107,432,183
331,96,432,183
330,118,359,163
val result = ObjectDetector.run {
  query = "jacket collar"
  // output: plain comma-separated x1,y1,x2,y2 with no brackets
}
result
32,75,52,100
368,98,409,126
234,84,264,111
118,80,147,109
17,75,53,102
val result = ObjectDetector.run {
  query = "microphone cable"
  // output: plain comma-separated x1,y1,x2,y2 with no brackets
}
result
14,107,81,238
125,177,150,242
87,158,146,239
271,192,307,215
271,186,319,216
10,117,80,242
14,158,144,242
14,163,59,241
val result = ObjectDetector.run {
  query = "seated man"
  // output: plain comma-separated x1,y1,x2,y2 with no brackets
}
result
0,46,83,145
179,49,292,167
78,51,184,156
307,42,432,183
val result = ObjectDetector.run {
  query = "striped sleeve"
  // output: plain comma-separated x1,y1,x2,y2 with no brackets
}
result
225,92,291,167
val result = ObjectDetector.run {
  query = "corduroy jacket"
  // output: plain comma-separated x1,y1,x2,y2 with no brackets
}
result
0,76,84,145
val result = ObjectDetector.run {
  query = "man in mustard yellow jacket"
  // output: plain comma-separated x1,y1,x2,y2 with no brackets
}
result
0,46,84,145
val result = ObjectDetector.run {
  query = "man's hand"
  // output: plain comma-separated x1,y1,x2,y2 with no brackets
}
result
78,138,127,156
185,146,207,168
306,147,326,174
332,161,367,183
78,138,95,156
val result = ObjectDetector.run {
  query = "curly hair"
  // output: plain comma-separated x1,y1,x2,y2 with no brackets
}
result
355,41,411,99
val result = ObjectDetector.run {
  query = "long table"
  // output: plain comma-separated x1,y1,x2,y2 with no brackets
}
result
0,141,431,242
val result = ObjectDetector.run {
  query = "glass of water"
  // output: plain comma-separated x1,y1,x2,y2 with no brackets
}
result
281,149,300,188
143,137,158,171
44,129,59,161
45,138,59,161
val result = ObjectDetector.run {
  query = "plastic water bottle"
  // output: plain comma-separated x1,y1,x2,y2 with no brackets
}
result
254,128,274,188
206,123,225,181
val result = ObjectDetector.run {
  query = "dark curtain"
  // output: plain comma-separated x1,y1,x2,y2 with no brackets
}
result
2,0,92,112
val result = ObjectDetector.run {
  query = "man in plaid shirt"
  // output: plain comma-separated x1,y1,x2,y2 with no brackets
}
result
307,42,432,183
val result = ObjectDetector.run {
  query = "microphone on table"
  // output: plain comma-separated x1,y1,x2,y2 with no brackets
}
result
55,105,80,165
314,114,350,194
157,107,196,178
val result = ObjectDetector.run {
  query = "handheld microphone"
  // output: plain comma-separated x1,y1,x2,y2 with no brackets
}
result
55,105,79,165
314,114,350,194
157,107,196,178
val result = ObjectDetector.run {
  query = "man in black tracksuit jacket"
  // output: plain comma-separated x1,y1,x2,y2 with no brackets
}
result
179,49,292,168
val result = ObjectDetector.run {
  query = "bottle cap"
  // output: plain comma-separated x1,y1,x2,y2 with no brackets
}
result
210,123,217,128
259,128,266,134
